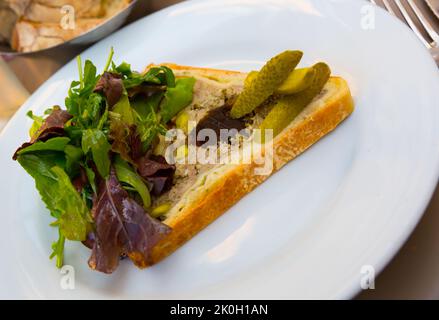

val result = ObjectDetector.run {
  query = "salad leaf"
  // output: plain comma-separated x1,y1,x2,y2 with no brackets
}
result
17,154,63,214
79,93,105,129
127,85,166,100
17,154,92,242
84,165,97,194
103,47,115,72
13,108,73,160
82,60,100,96
26,111,44,138
50,230,65,268
113,61,132,77
50,166,93,240
32,107,72,142
131,92,163,118
113,94,135,125
94,72,123,107
110,94,165,161
114,156,151,209
88,168,171,273
72,167,89,193
160,77,196,123
108,111,138,162
136,155,175,196
133,94,167,153
82,129,111,178
156,66,176,88
65,58,101,121
122,66,175,89
97,104,109,131
64,145,83,175
16,137,70,156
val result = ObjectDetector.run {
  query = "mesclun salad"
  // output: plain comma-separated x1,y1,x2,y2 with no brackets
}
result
13,49,195,274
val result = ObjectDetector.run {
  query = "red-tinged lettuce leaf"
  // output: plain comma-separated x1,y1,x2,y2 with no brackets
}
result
109,93,166,163
31,108,72,143
88,168,171,273
94,72,124,107
82,232,96,250
136,155,175,196
13,108,72,160
72,167,89,193
127,85,166,99
108,114,142,163
130,128,143,160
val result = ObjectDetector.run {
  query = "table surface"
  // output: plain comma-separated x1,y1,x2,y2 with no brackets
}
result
1,0,438,300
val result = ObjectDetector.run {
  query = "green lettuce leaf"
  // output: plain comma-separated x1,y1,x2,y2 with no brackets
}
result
114,156,151,209
17,154,92,241
121,65,175,89
113,61,132,77
160,77,196,123
50,166,92,239
50,230,65,268
82,129,111,178
26,111,44,139
16,137,70,156
134,94,167,153
84,165,97,194
65,58,103,127
64,144,84,176
82,60,100,96
131,92,163,118
113,94,135,125
79,93,104,128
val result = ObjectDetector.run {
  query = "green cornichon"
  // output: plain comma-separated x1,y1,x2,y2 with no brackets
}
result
230,50,303,119
244,71,259,88
245,67,316,95
259,62,331,140
276,67,316,95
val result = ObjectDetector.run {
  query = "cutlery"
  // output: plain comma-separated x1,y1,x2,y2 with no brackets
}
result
370,0,439,65
426,0,439,19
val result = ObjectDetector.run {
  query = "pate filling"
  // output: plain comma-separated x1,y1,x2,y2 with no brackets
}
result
153,74,246,214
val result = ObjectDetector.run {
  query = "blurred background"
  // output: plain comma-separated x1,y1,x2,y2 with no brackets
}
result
1,0,439,299
0,0,181,130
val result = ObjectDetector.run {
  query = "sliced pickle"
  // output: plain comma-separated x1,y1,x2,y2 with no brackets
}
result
230,50,303,119
244,71,258,88
259,62,331,142
276,67,316,95
246,68,316,95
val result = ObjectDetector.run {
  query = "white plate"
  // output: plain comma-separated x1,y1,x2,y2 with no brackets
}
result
1,0,439,299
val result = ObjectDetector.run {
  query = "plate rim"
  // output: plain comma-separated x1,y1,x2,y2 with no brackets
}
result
1,0,439,299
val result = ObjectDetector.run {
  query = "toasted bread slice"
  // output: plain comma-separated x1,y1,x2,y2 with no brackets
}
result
144,64,354,266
